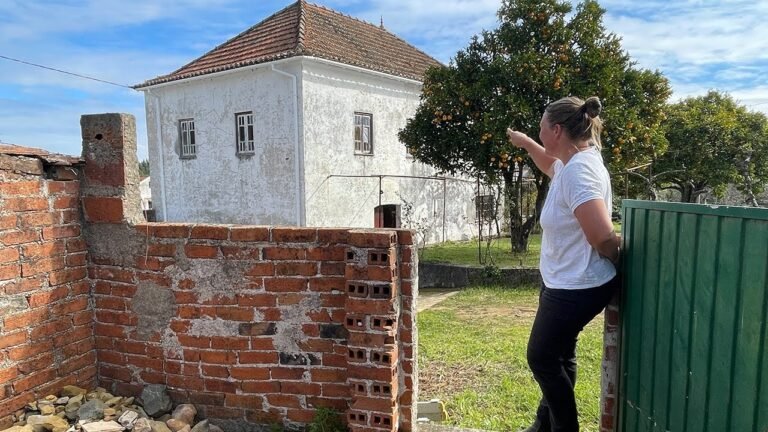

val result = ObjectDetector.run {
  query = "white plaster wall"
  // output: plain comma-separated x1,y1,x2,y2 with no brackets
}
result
143,62,300,225
300,59,478,243
139,177,152,210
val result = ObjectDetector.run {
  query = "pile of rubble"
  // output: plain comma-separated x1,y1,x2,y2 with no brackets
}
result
1,385,224,432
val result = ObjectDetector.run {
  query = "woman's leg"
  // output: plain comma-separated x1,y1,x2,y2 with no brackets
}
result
527,278,618,432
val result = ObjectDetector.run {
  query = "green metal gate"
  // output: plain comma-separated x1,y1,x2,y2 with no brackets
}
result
619,200,768,432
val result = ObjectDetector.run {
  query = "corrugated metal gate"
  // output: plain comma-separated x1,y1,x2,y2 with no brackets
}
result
619,200,768,432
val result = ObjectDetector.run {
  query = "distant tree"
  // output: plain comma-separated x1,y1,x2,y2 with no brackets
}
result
139,159,150,177
399,0,671,251
654,91,768,205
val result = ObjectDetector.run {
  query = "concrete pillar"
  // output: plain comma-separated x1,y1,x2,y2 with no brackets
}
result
80,113,143,225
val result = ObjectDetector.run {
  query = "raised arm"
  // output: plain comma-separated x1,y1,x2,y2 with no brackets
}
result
506,128,558,178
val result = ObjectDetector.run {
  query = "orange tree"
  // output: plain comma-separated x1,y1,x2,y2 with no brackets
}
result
399,0,671,251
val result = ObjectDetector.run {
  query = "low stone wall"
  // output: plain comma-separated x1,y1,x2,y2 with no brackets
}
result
418,263,541,288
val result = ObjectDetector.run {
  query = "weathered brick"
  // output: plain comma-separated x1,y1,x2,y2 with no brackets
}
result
18,211,57,227
3,197,47,212
230,226,270,242
272,228,317,243
241,381,281,394
236,292,276,307
7,342,51,361
309,277,345,292
0,263,18,282
66,238,87,253
311,368,347,383
263,247,306,260
264,278,307,292
27,285,68,308
82,196,123,222
184,244,219,259
0,230,39,245
53,196,79,210
204,379,240,393
266,394,302,409
191,225,230,240
0,180,42,196
239,322,277,336
137,223,191,238
224,394,263,409
0,215,16,230
245,262,274,276
349,231,396,248
22,241,65,259
145,243,176,257
0,331,27,349
21,256,65,277
229,367,270,380
3,308,48,330
42,225,80,240
66,253,88,267
220,246,260,259
307,246,347,261
275,262,317,276
47,180,79,195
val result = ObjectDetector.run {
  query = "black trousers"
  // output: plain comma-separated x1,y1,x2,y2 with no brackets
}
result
526,276,618,432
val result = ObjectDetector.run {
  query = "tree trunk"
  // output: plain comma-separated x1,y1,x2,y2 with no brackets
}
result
504,167,549,253
680,183,696,203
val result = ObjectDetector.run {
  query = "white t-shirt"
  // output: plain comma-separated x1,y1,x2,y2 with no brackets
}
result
539,147,616,289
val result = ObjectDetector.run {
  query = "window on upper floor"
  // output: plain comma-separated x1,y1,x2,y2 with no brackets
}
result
354,113,373,155
236,111,255,155
179,119,196,158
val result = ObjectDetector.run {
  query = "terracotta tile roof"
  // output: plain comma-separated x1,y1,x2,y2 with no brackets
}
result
135,1,441,88
0,144,82,166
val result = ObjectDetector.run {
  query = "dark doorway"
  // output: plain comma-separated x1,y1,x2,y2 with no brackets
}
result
374,204,401,228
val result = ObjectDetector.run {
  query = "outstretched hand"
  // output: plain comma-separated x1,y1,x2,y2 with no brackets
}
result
506,128,530,149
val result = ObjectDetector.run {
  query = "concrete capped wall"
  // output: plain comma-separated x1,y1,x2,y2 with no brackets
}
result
144,62,301,226
301,59,478,243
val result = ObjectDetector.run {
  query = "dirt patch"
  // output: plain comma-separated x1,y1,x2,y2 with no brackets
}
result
429,305,538,322
419,360,503,398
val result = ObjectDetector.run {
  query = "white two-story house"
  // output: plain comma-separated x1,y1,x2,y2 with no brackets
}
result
135,0,483,244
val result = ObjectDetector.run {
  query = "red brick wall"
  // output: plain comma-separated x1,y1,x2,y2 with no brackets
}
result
0,155,94,427
600,295,620,432
89,223,417,431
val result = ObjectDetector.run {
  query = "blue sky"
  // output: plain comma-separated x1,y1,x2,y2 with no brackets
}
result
1,0,767,160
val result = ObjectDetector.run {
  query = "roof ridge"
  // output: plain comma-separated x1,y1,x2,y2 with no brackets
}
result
296,0,307,53
304,1,389,35
167,1,302,77
303,2,443,67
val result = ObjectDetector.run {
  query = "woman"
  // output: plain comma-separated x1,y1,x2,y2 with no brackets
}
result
507,96,620,432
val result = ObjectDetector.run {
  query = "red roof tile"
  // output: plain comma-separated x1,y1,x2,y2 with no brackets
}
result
135,1,441,88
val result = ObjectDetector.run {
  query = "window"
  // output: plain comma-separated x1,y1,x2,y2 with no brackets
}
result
179,119,196,158
354,113,373,154
475,194,495,221
235,112,255,154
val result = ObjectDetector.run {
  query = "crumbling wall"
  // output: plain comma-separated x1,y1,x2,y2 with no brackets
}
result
0,150,94,427
82,114,419,432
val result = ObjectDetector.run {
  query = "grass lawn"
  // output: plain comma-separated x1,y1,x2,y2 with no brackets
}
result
420,223,621,268
418,285,605,431
420,235,542,268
